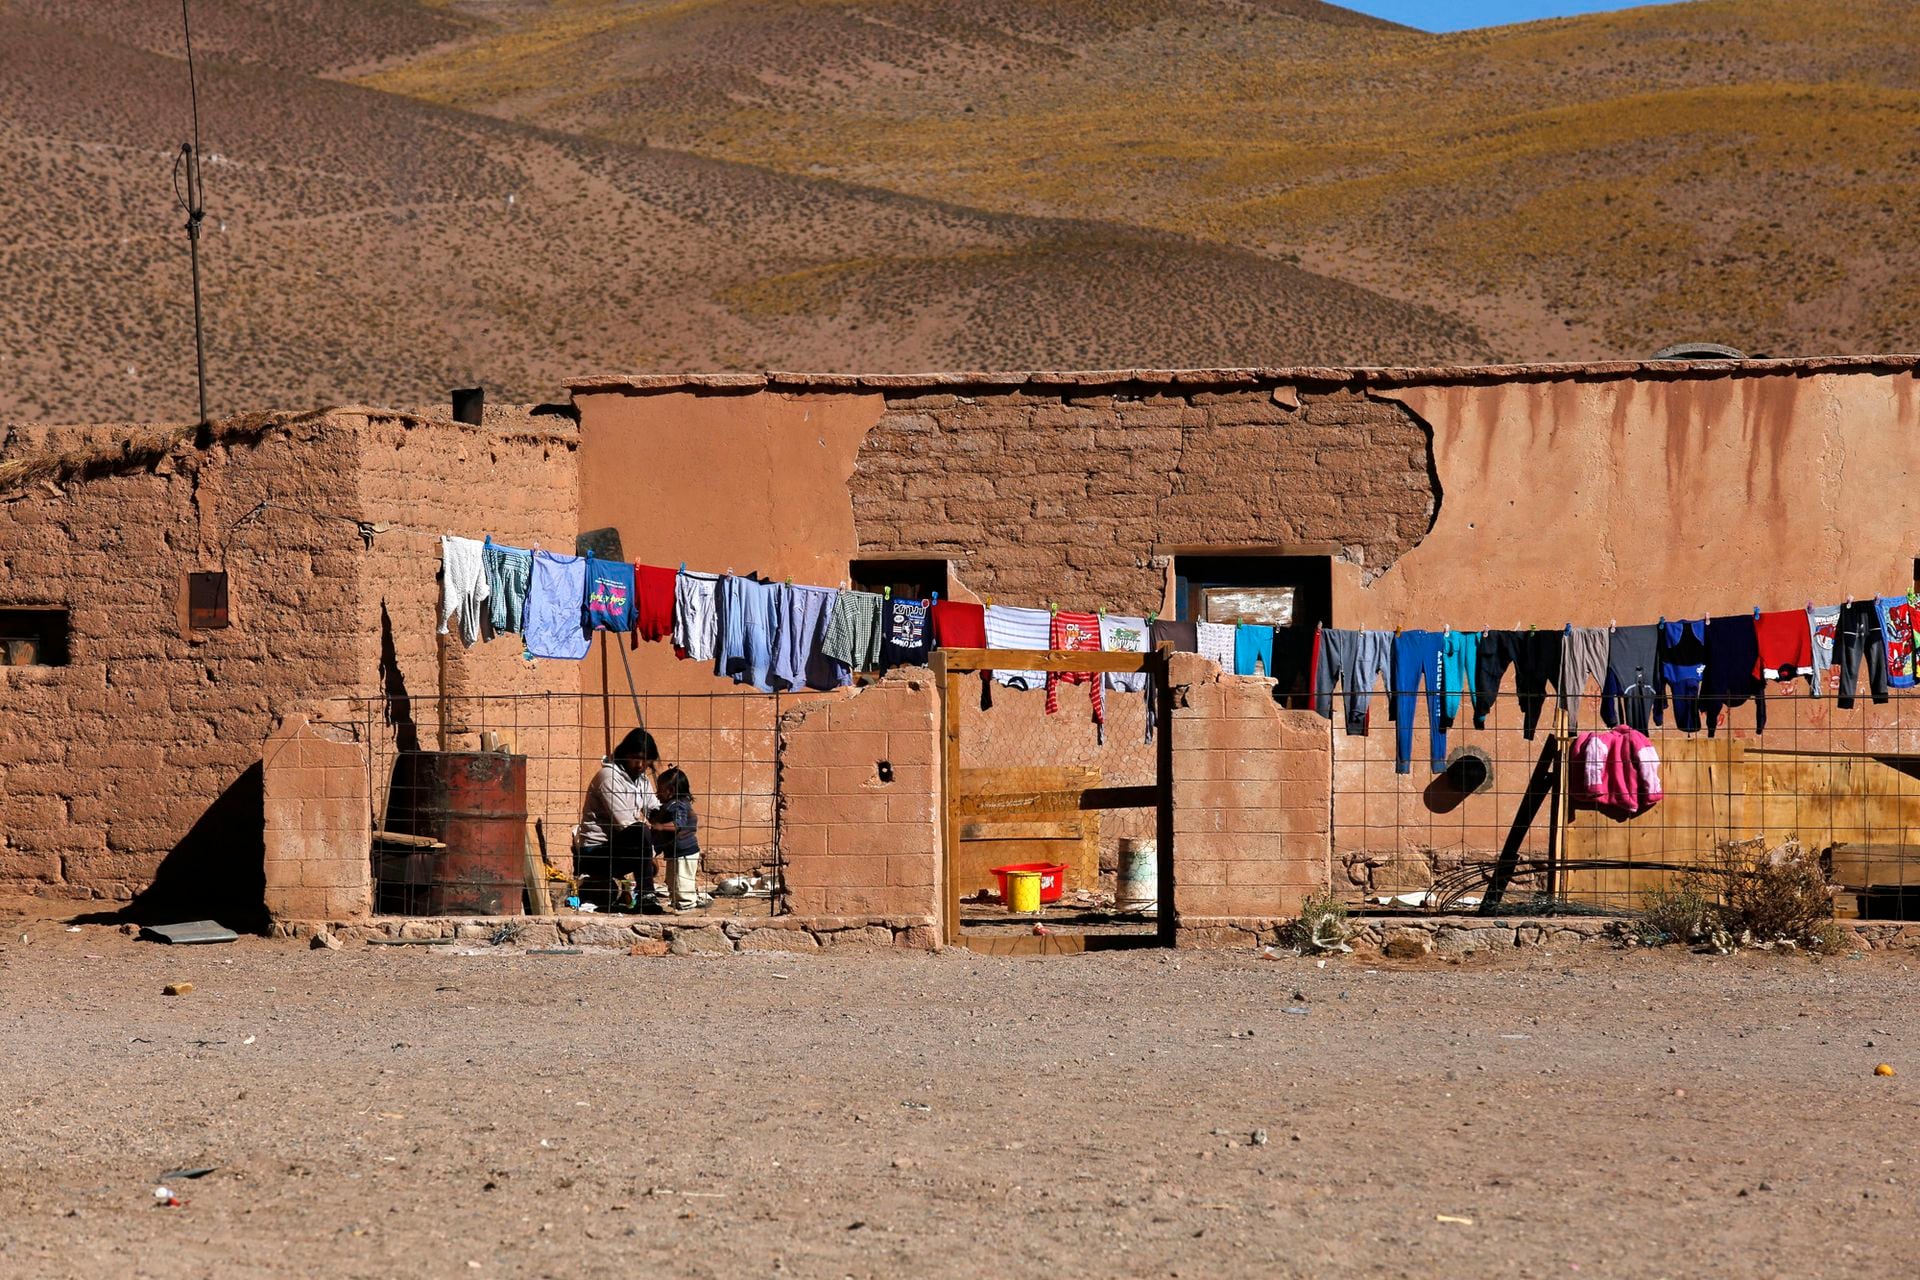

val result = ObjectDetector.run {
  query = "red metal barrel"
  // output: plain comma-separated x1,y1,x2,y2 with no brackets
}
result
386,751,529,916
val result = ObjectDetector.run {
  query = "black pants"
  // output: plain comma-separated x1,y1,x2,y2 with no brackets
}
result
1473,629,1561,739
1834,600,1890,709
577,826,654,907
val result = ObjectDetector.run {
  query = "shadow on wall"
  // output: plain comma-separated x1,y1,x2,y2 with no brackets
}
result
69,763,268,933
380,601,420,753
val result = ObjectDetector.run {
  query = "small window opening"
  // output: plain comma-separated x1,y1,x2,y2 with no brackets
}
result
849,558,949,602
1173,554,1332,706
0,608,70,667
188,571,230,630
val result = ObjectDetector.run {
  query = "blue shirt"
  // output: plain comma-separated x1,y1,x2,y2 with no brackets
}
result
523,551,591,660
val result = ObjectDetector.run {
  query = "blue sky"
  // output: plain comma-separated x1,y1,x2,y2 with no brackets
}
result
1342,1,1655,31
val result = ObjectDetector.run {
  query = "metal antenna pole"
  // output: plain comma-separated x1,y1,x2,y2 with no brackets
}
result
178,0,210,425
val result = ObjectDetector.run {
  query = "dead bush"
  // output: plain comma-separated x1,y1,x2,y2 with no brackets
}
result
1636,881,1713,946
1706,836,1837,947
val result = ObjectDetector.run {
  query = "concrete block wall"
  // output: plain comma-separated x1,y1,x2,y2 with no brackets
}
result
850,386,1432,604
262,714,371,920
776,674,940,922
1166,653,1330,924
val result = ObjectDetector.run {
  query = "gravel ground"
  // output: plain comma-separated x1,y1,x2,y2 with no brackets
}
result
3,906,1917,1279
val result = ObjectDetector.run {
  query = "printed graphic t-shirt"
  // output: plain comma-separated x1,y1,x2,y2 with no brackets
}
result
879,598,932,670
584,559,636,632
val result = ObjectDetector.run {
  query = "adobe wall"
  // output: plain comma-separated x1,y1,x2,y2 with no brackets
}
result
0,415,363,907
851,386,1431,604
344,410,583,848
0,408,581,909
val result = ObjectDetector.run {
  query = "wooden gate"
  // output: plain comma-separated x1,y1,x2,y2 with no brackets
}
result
931,647,1174,953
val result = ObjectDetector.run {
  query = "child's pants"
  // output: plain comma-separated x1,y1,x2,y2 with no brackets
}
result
1391,629,1448,775
666,854,700,907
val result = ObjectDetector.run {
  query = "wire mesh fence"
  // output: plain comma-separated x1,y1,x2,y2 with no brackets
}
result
1332,686,1920,918
344,692,784,916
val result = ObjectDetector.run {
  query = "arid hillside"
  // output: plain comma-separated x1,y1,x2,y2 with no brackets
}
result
10,0,1914,424
370,0,1920,362
0,3,1484,424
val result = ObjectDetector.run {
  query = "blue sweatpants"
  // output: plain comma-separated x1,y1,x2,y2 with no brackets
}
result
1392,629,1448,775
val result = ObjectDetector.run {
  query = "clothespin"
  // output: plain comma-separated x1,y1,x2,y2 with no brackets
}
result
984,594,992,608
884,585,892,600
678,561,685,573
1147,610,1158,624
1049,601,1059,617
785,575,793,586
1608,618,1616,633
931,591,940,606
483,534,492,549
1753,606,1762,620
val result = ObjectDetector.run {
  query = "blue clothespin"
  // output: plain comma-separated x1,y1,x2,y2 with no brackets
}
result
931,591,939,606
679,561,686,573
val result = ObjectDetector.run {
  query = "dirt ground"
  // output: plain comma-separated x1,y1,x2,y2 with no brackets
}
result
3,904,1917,1280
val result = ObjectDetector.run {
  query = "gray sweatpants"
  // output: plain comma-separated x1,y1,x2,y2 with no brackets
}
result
1314,628,1393,735
1559,626,1610,730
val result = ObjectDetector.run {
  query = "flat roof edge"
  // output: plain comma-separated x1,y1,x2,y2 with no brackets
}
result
568,354,1920,397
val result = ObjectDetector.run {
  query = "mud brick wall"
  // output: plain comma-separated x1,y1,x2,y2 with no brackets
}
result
347,410,582,843
261,715,371,920
850,387,1434,604
776,675,940,921
1166,654,1330,926
0,416,365,903
0,408,580,907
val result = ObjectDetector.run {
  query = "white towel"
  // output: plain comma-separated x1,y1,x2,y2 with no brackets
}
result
984,604,1050,689
1099,614,1150,693
1196,621,1237,671
439,535,490,645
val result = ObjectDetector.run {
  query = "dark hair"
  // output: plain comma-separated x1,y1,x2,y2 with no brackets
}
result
655,765,692,804
613,728,658,766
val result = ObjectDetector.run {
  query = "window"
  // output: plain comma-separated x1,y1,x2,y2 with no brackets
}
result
187,571,230,630
0,608,70,667
1172,553,1332,705
849,557,949,603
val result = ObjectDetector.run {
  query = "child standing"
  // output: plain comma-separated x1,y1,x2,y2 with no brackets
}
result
648,767,712,912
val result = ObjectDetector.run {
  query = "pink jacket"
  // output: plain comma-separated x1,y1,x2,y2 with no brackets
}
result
1572,727,1664,818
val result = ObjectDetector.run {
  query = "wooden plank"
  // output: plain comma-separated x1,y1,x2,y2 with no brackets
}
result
959,820,1086,841
956,785,1157,817
960,765,1101,792
939,648,1158,675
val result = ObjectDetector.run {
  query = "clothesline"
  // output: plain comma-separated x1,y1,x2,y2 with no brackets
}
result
438,533,1920,757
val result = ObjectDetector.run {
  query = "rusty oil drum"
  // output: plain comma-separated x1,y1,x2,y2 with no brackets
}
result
386,751,529,916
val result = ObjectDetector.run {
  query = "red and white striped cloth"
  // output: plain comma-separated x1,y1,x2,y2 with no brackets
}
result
1046,610,1105,737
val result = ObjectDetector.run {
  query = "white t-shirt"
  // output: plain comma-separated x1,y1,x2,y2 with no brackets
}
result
674,571,720,662
439,535,490,645
1099,614,1149,693
985,605,1051,689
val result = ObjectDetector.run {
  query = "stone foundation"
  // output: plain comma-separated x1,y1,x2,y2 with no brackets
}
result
270,912,939,953
1178,914,1920,953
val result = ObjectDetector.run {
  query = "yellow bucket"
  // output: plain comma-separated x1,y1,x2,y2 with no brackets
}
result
1005,870,1043,914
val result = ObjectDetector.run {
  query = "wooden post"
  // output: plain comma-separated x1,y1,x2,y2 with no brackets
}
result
1154,643,1176,947
599,631,613,759
932,650,962,947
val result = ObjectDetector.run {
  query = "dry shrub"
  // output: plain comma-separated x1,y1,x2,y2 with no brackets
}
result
1636,881,1713,946
1712,836,1836,944
1287,889,1351,953
1634,837,1839,951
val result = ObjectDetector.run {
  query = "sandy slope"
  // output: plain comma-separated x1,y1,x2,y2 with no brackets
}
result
0,5,1485,425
